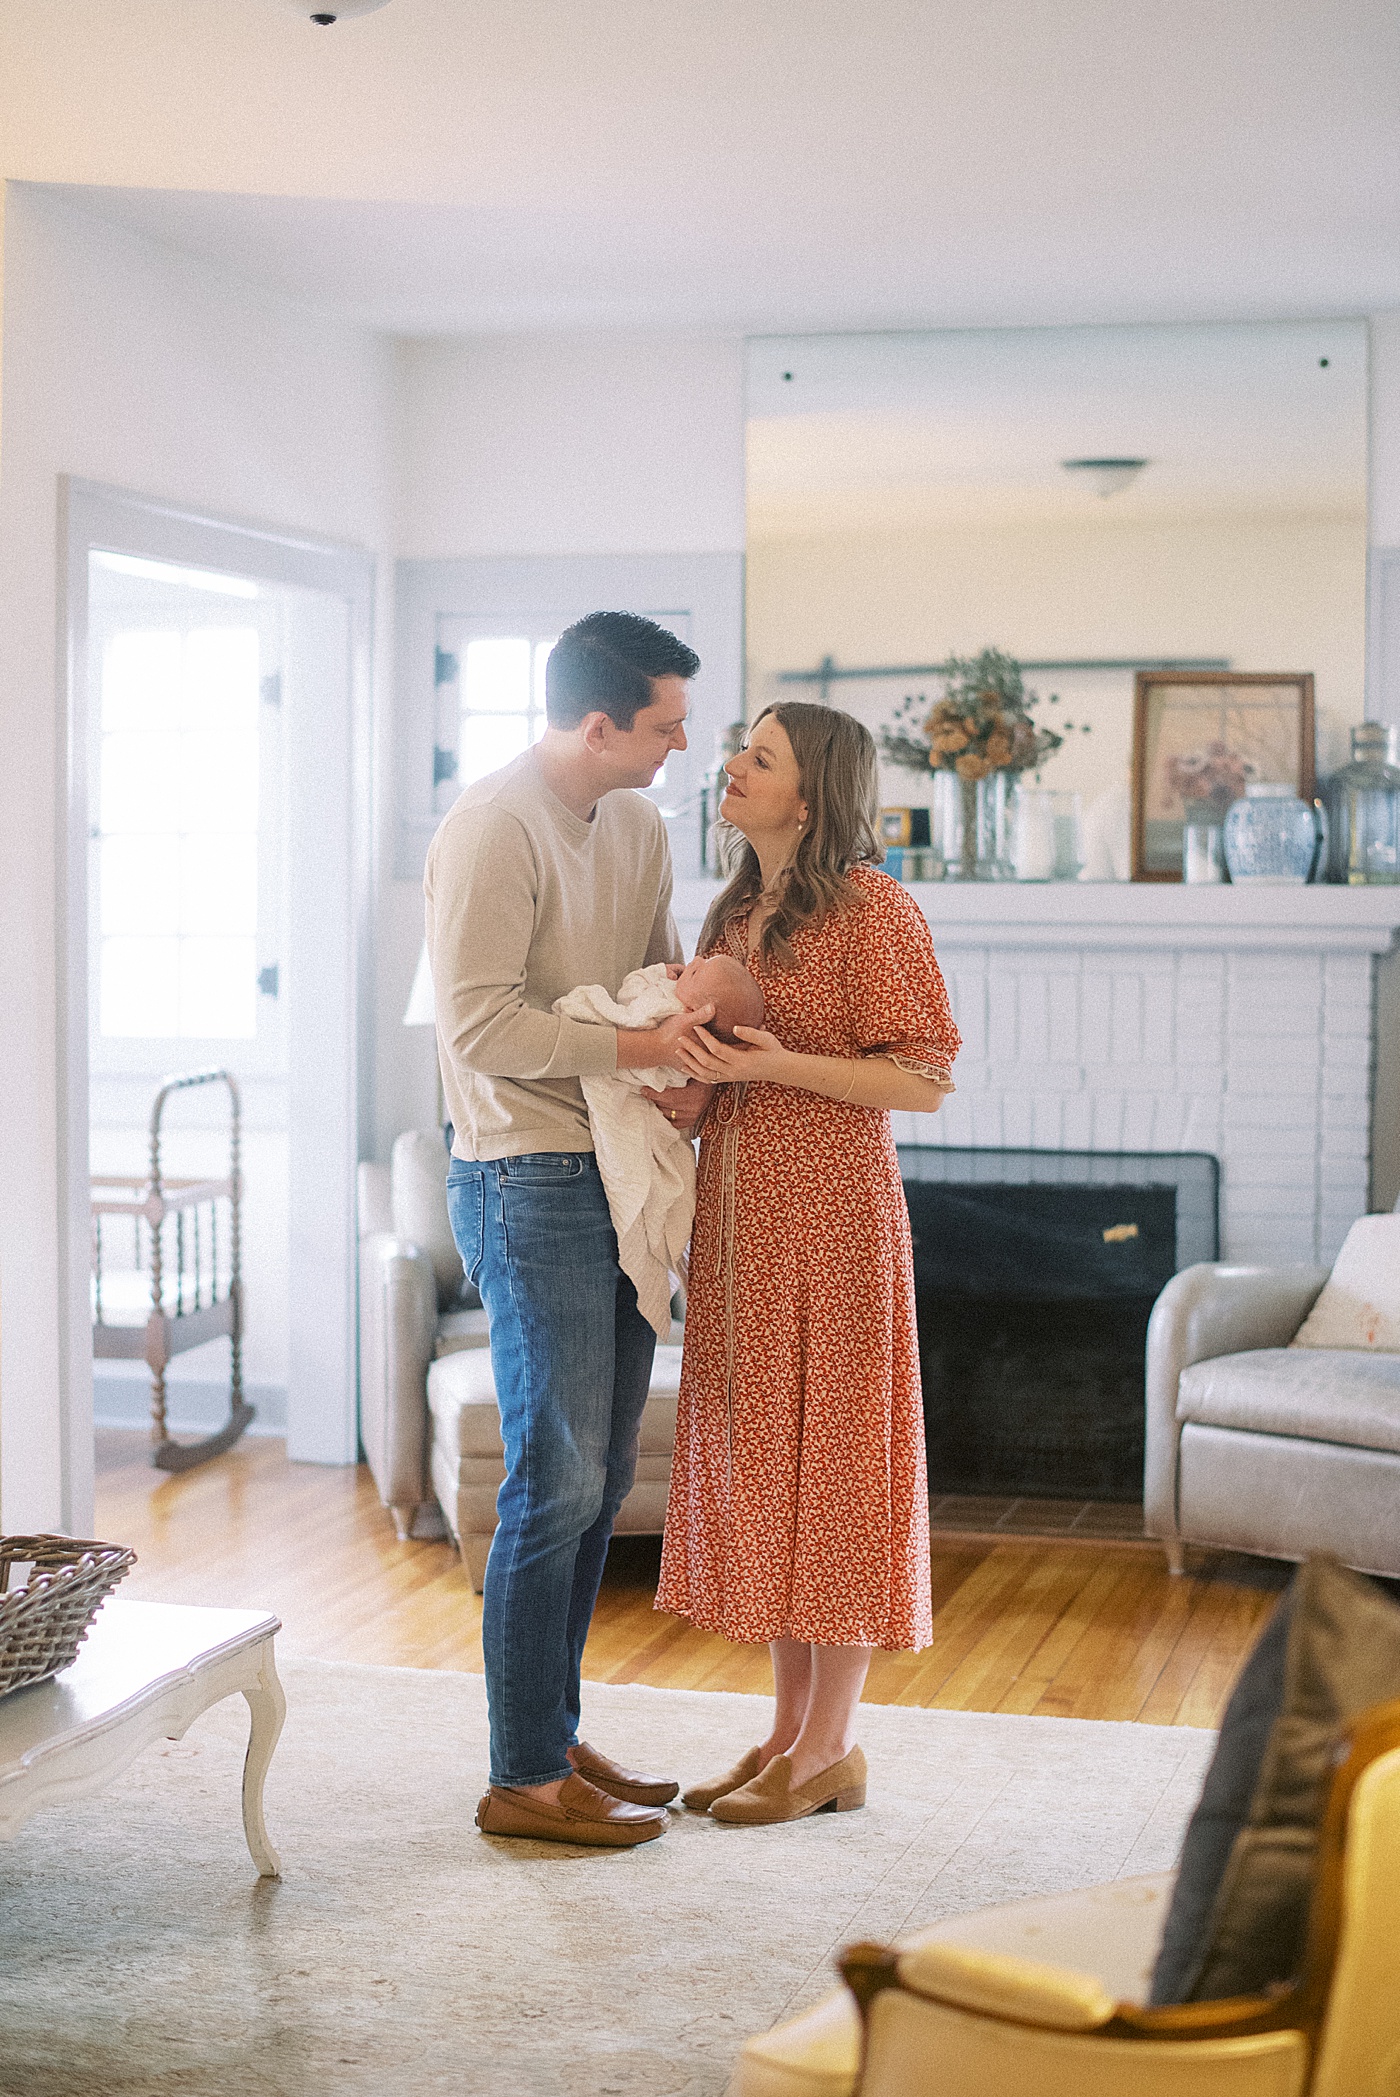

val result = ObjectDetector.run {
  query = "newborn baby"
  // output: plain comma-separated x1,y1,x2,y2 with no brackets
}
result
673,953,766,1045
552,958,764,1337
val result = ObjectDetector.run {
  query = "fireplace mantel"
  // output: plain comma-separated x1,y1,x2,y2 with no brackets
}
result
674,879,1400,955
670,879,1400,1269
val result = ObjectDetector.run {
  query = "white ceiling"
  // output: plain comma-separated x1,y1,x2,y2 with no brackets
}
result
7,0,1399,336
746,321,1370,532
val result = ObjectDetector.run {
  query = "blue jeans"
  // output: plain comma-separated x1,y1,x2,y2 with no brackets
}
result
445,1153,656,1787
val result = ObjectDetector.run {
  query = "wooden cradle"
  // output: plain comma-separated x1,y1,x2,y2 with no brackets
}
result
91,1069,254,1472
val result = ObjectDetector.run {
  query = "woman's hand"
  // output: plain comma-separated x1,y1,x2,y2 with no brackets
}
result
671,1023,795,1087
670,1029,951,1112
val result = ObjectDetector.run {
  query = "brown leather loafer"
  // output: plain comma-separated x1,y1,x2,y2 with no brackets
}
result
567,1739,680,1807
475,1772,668,1847
710,1746,867,1825
680,1746,765,1813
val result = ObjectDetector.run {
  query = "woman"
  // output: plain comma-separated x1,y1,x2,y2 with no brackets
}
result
656,701,960,1825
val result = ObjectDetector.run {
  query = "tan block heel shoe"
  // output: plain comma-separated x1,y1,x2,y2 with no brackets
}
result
709,1747,867,1825
680,1746,765,1813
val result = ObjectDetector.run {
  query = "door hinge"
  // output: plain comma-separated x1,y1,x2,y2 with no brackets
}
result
434,648,459,687
257,964,280,999
260,672,282,708
433,746,459,788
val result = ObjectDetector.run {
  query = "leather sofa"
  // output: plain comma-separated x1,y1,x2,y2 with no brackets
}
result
358,1131,682,1587
1144,1256,1400,1579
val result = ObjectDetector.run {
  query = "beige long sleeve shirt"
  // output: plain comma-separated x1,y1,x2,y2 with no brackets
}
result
423,751,681,1160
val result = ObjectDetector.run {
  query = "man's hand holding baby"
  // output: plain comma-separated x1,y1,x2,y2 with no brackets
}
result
615,1001,714,1071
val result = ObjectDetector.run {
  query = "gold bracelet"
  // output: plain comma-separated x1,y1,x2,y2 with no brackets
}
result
836,1060,859,1104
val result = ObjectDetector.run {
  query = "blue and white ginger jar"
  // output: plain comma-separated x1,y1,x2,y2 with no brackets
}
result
1223,783,1326,885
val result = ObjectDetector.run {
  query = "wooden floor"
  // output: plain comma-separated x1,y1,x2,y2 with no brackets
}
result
94,1429,1288,1728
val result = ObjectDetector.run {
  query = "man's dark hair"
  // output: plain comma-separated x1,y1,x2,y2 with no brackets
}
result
545,612,700,731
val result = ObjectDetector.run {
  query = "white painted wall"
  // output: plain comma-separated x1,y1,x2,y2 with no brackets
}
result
375,331,747,1152
1368,314,1400,548
1367,312,1400,731
0,186,394,1529
396,332,745,558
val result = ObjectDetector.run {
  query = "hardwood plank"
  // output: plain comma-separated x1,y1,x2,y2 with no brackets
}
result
993,1552,1142,1715
93,1432,1285,1727
1025,1552,1167,1719
1173,1582,1280,1729
928,1547,1104,1713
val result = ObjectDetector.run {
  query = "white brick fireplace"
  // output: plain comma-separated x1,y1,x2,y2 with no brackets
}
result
674,882,1400,1269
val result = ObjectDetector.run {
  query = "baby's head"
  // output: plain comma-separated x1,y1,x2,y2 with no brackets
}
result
675,954,767,1046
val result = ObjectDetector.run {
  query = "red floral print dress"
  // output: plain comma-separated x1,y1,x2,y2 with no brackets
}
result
656,866,961,1651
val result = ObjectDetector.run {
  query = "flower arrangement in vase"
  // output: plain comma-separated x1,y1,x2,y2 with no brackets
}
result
1164,741,1253,825
880,649,1081,879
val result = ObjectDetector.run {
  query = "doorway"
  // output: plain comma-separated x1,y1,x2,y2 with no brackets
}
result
86,552,292,1447
61,485,374,1526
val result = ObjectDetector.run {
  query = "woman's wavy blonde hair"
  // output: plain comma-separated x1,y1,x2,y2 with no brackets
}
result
699,702,882,969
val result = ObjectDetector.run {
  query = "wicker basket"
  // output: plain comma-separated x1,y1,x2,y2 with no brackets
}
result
0,1535,137,1698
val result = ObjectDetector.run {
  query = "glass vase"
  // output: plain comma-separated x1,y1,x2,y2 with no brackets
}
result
1012,786,1084,880
1324,723,1400,884
935,768,1014,880
1182,799,1226,883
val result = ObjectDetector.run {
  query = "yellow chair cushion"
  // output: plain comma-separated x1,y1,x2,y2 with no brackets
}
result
734,1988,861,2097
895,1939,1117,2031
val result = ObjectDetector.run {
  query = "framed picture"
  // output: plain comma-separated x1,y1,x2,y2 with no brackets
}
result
1131,672,1315,882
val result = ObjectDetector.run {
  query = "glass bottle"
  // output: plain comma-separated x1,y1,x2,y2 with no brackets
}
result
699,722,747,875
1325,723,1400,885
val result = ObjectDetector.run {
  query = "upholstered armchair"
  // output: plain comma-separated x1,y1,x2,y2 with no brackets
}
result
1143,1237,1400,1579
357,1133,487,1544
736,1698,1400,2097
358,1130,682,1584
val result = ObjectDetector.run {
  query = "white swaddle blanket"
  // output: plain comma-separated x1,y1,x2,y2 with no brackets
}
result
552,962,696,1340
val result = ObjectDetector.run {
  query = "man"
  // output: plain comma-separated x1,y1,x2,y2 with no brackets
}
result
424,611,713,1848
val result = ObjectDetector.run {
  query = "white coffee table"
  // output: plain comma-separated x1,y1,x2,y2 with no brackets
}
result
0,1596,285,1876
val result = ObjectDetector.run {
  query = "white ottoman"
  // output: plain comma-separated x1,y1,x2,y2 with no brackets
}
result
427,1339,684,1590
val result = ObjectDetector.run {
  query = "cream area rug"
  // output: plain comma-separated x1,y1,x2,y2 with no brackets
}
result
0,1660,1214,2097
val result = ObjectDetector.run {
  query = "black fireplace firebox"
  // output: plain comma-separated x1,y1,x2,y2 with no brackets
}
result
899,1149,1219,1504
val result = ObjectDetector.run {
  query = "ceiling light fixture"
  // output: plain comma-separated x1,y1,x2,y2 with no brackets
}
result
268,0,391,22
1061,457,1149,498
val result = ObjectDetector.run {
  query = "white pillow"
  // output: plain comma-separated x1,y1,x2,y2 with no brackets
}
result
1291,1214,1400,1352
391,1129,461,1309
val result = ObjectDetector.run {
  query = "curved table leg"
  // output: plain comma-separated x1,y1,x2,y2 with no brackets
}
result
241,1641,286,1877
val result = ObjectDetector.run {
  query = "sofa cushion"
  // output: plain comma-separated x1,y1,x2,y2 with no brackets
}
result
434,1307,491,1357
391,1129,466,1310
1176,1347,1400,1455
1150,1556,1400,2005
1291,1213,1400,1351
427,1343,683,1462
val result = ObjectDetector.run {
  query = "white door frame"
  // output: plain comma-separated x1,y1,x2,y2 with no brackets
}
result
60,481,375,1520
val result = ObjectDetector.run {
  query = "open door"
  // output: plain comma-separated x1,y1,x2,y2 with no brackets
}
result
61,484,373,1526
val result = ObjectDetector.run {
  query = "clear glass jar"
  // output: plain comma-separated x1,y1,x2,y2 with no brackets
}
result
1182,816,1225,883
1012,786,1083,880
936,768,1015,880
1325,723,1400,885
